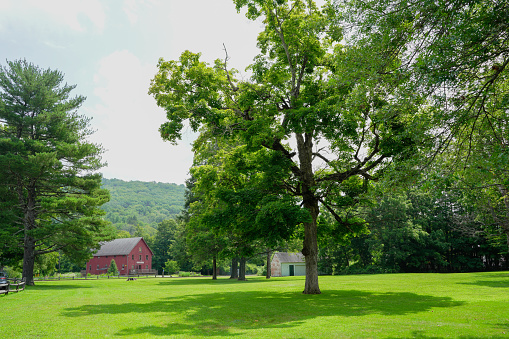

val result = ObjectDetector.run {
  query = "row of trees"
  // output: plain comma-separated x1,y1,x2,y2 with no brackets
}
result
319,184,509,275
149,0,508,293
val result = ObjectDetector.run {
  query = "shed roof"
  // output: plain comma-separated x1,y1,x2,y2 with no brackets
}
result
274,252,305,263
93,237,148,256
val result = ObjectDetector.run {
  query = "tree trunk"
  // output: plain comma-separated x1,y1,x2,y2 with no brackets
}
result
22,235,36,286
21,184,37,286
497,184,509,252
212,256,217,280
302,216,320,294
230,257,238,279
266,250,271,279
238,257,246,281
296,133,321,294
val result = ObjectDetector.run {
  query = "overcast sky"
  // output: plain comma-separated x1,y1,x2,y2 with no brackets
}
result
0,0,262,184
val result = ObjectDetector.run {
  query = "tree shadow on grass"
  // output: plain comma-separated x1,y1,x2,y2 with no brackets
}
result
156,277,263,286
459,279,509,289
386,331,508,339
63,289,463,337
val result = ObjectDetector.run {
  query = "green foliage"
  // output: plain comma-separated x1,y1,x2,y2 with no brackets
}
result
148,0,509,291
0,59,115,284
188,141,309,267
34,252,59,277
3,266,22,279
101,178,186,235
151,219,178,273
57,253,85,273
164,260,180,275
150,0,433,293
107,259,118,275
342,0,509,166
319,185,508,274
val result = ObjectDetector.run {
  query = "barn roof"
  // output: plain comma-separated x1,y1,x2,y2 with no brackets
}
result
93,237,148,256
274,252,305,263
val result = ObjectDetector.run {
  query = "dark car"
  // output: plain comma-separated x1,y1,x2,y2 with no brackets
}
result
0,271,7,285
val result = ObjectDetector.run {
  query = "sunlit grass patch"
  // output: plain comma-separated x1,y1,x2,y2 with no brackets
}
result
1,272,509,338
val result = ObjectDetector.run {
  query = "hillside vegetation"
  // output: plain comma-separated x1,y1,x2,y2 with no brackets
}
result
101,178,185,236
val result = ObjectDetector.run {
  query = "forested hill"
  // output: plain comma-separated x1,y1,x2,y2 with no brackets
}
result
101,178,186,236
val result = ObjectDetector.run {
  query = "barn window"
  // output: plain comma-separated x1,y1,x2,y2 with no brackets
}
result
89,265,91,271
139,255,142,260
97,265,99,269
132,255,134,260
139,247,142,252
146,265,148,269
146,255,148,260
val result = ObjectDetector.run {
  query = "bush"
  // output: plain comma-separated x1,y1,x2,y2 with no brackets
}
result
3,266,22,279
339,264,398,275
246,263,264,276
107,259,119,275
164,260,179,276
177,271,201,277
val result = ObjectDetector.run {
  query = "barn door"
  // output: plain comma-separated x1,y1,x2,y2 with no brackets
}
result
289,265,294,276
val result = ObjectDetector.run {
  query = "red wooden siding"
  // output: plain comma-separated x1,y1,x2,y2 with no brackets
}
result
86,238,153,275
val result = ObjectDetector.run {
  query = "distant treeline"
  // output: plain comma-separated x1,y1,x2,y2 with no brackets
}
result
101,178,186,236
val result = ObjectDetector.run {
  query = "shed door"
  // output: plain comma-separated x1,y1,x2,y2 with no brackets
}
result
289,265,294,276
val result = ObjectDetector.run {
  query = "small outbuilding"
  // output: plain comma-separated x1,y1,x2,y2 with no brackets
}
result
271,252,306,277
86,237,154,275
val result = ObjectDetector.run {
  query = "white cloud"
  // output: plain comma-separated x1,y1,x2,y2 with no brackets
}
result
87,50,194,184
0,0,106,33
123,0,161,26
122,0,139,25
1,0,264,184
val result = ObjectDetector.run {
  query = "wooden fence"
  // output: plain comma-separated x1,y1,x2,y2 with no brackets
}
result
0,278,26,296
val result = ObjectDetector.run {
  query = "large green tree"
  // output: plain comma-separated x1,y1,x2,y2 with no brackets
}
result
189,139,309,280
150,0,423,293
0,60,114,285
341,0,509,266
342,0,508,172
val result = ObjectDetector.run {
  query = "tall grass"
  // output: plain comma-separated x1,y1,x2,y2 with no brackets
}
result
2,272,509,338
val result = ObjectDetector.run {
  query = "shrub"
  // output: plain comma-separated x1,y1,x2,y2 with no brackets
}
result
164,260,180,276
339,265,397,275
107,259,119,275
3,266,22,279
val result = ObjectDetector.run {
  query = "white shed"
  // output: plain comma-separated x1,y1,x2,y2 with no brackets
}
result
271,252,306,277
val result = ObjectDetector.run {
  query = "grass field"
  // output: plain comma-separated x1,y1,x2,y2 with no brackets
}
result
2,272,509,338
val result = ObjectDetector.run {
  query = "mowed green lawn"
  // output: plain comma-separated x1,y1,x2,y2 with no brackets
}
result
2,272,509,338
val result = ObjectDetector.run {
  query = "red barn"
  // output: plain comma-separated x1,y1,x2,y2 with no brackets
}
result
86,237,155,276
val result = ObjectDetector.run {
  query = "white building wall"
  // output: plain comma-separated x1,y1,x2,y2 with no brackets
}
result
281,263,289,276
281,263,306,276
294,264,306,276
